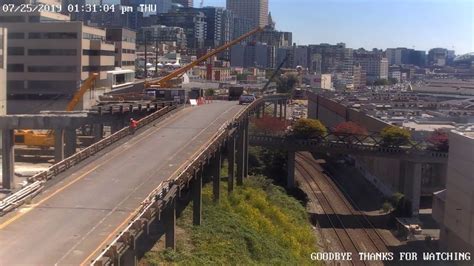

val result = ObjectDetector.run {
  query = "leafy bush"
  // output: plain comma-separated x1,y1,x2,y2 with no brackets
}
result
292,118,327,139
382,201,393,213
427,129,449,152
380,126,411,147
334,121,368,136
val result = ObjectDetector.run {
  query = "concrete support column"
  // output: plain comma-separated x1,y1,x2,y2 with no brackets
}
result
273,102,278,117
93,124,104,143
64,129,77,158
279,101,283,119
2,129,14,190
284,102,287,120
227,137,235,193
244,119,249,178
212,150,222,202
120,248,137,266
54,129,65,163
405,161,422,216
111,120,122,134
192,169,202,226
236,129,244,186
287,151,296,188
164,199,176,249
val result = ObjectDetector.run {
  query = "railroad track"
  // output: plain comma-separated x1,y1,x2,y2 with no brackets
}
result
296,152,388,265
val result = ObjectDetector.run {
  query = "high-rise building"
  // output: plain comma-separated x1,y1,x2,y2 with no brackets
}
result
293,46,309,69
354,49,388,82
201,7,224,48
106,28,137,70
219,9,234,60
138,25,187,50
0,27,6,115
172,0,193,7
0,11,117,113
428,48,449,66
233,16,253,40
256,27,292,48
155,8,207,52
308,43,353,75
386,47,426,67
230,43,274,68
352,64,366,89
226,0,269,28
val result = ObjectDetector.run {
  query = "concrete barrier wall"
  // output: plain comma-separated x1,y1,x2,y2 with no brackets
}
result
346,109,390,132
307,92,391,132
317,105,345,128
355,155,401,197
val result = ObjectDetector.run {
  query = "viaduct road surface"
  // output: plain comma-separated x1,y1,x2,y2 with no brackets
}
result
0,101,244,265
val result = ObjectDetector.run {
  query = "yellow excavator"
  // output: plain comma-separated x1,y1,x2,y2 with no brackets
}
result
14,73,99,148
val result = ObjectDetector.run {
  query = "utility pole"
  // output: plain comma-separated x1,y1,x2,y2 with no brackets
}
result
144,34,148,79
155,37,159,77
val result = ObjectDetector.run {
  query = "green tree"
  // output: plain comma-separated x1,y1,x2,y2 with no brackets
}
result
205,88,215,97
373,79,389,86
291,118,327,139
380,126,411,147
276,73,298,94
388,77,398,85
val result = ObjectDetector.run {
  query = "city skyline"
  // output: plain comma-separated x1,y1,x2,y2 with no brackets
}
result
199,0,473,55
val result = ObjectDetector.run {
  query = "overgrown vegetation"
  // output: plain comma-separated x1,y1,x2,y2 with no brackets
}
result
143,177,317,265
276,73,299,94
427,129,449,152
248,147,287,184
380,126,411,147
291,118,327,139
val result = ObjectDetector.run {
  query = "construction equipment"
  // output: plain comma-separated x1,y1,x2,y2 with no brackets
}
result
14,73,99,148
145,27,263,89
263,53,289,92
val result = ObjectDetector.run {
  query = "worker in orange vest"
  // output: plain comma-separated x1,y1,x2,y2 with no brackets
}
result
129,118,138,134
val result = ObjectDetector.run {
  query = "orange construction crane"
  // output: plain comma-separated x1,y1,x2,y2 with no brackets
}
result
14,73,99,148
145,27,263,88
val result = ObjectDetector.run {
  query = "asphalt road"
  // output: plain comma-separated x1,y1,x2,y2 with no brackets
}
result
0,101,244,265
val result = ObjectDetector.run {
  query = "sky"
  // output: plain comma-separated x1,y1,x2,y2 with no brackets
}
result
199,0,474,55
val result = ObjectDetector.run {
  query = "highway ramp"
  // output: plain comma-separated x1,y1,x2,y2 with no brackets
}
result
0,101,244,265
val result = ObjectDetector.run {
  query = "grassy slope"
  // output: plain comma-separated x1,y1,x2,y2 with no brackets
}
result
143,176,317,265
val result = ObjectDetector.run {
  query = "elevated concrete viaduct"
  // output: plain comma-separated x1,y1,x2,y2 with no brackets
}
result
0,101,173,190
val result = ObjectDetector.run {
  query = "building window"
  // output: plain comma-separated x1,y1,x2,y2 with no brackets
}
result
28,16,40,22
28,49,77,56
8,47,25,56
28,66,77,72
7,81,24,89
83,33,105,41
82,65,115,72
0,16,25,23
122,61,135,66
82,50,115,56
7,32,24,39
28,32,78,39
122,49,136,54
7,64,24,72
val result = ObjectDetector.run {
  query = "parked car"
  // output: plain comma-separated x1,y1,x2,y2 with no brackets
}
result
239,94,256,105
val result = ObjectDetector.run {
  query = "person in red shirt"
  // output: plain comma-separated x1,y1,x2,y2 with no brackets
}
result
129,118,138,134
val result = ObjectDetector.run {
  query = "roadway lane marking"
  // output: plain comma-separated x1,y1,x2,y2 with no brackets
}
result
80,103,242,265
0,107,191,231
